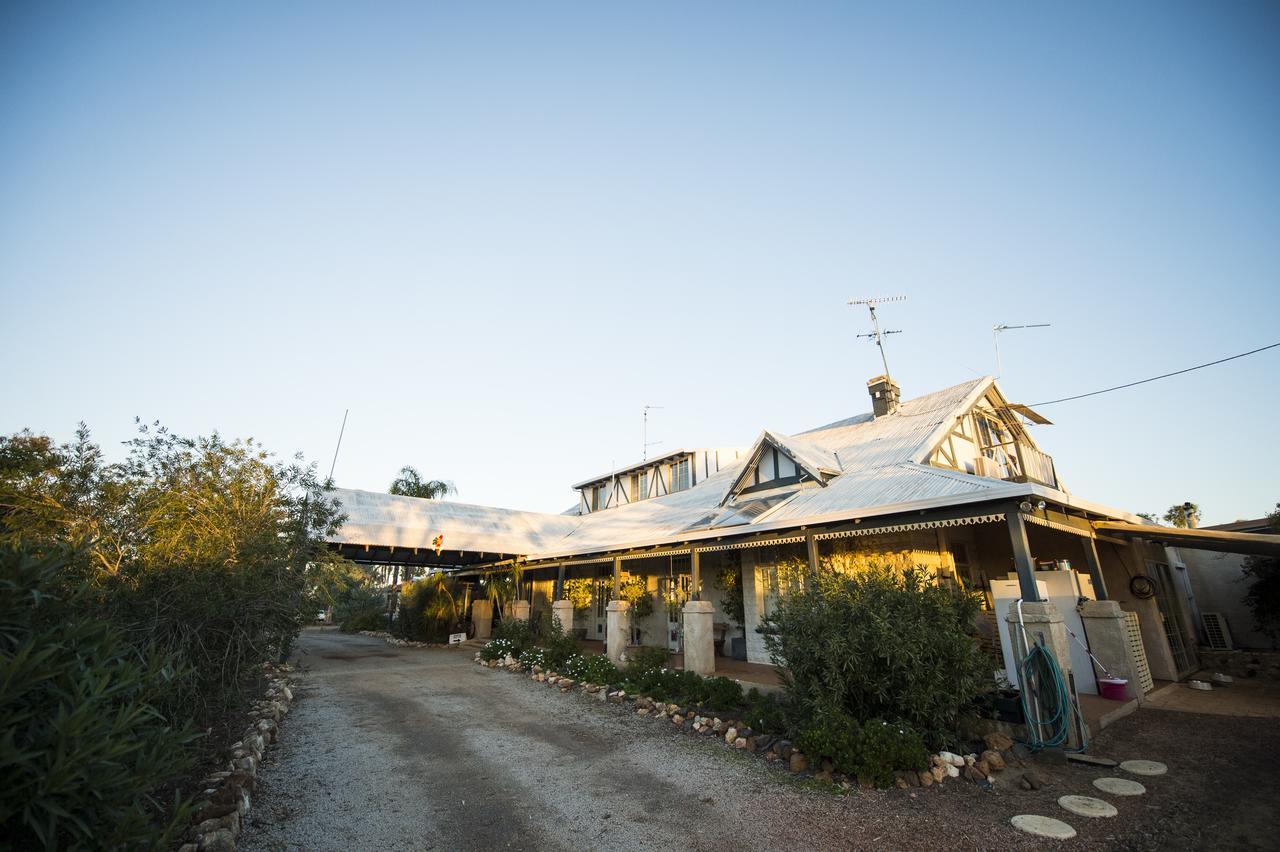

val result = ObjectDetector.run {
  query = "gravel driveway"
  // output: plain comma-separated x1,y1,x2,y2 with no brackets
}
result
240,629,1280,851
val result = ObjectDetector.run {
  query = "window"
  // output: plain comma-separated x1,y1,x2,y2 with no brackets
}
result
591,483,609,511
630,469,649,502
670,458,691,492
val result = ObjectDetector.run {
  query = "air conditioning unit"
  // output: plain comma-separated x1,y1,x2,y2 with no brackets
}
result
973,456,1003,479
1201,612,1234,650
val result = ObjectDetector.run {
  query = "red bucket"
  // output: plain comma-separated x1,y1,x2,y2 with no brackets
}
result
1098,677,1129,701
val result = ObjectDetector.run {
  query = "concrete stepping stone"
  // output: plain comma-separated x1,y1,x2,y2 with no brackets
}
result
1011,815,1077,840
1093,776,1146,796
1058,794,1119,818
1119,759,1167,776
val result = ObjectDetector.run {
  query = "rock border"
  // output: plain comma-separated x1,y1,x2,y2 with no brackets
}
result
176,664,297,852
357,629,451,649
475,652,1023,792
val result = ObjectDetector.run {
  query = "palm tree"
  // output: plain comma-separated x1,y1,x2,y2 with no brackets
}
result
389,466,457,500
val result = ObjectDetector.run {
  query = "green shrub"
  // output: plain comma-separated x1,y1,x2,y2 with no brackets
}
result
493,618,538,657
702,676,744,711
538,622,580,670
1,547,201,849
0,424,345,723
766,565,987,749
741,688,789,734
518,647,549,671
564,653,619,685
479,638,516,661
623,645,669,676
340,606,386,633
332,584,384,627
794,713,925,787
395,574,464,642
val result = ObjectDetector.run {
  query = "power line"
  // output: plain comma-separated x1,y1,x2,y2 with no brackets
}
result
1033,342,1280,406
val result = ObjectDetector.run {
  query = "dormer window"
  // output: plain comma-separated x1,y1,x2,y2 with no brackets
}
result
591,483,609,511
670,458,691,492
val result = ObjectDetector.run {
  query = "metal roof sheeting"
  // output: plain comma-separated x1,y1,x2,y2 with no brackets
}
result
327,377,1098,561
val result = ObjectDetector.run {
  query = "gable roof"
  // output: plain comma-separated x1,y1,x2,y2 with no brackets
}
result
719,429,842,506
327,376,1124,562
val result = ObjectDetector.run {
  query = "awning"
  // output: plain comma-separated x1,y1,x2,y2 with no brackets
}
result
1092,521,1280,557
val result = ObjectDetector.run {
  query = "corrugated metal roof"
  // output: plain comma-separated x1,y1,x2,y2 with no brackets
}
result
326,376,1102,561
330,488,580,555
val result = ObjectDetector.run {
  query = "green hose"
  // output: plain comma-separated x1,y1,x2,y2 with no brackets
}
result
1017,638,1088,752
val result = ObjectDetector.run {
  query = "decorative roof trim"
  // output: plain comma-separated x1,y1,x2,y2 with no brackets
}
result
814,513,1005,540
697,535,806,553
620,548,690,561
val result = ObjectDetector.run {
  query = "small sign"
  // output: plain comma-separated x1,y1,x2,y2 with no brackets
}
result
449,632,466,645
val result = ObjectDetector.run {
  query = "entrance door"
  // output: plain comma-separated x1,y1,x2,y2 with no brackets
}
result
592,574,609,639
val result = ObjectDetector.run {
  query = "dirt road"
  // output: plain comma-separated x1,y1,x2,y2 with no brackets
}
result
240,629,1279,851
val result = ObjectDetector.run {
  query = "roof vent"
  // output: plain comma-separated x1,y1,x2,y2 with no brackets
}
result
867,375,901,417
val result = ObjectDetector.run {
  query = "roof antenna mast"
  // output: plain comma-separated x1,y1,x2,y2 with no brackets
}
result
643,404,664,461
327,408,349,485
993,323,1051,378
848,296,906,381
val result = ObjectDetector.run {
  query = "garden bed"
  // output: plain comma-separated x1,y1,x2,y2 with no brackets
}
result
474,646,1023,792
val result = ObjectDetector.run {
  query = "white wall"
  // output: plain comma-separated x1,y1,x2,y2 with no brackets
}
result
1181,548,1271,649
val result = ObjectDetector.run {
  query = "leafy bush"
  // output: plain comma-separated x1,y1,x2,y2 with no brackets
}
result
536,620,581,670
479,638,517,662
493,617,538,657
0,424,344,723
332,583,384,627
702,676,744,711
741,688,789,735
564,653,619,685
561,578,595,611
623,645,670,676
795,714,927,787
395,574,464,642
518,647,550,671
1,547,201,849
340,607,386,633
1242,505,1280,647
766,565,987,749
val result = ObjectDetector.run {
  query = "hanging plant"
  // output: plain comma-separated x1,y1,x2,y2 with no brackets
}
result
619,577,655,644
562,578,595,611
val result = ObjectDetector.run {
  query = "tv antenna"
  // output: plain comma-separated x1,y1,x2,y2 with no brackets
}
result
993,323,1050,378
643,405,664,461
848,296,906,381
327,408,349,485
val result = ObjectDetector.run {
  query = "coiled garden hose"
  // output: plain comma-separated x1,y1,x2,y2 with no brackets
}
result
1014,601,1089,753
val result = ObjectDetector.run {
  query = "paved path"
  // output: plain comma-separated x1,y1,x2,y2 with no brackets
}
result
240,629,1280,852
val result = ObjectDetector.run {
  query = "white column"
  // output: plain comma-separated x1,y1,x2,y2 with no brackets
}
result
511,600,531,623
605,600,631,663
471,599,493,640
682,600,716,675
551,599,574,634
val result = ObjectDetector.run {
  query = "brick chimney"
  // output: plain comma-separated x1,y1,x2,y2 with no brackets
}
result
867,375,901,417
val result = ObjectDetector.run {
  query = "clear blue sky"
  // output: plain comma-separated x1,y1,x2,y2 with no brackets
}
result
2,2,1277,523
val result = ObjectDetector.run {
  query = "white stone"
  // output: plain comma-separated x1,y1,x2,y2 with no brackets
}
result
1119,759,1167,777
1011,815,1076,840
1058,795,1118,818
939,751,965,767
1093,777,1146,796
945,763,960,778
